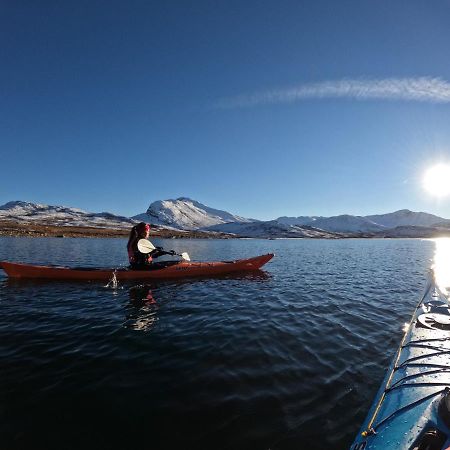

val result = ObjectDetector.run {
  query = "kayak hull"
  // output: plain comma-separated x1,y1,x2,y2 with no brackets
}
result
0,254,274,281
351,272,450,449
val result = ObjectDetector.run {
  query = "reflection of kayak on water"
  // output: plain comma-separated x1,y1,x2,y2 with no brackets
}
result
0,254,274,281
126,285,158,331
129,284,156,305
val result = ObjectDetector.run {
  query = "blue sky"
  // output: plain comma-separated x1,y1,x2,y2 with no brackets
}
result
2,0,450,220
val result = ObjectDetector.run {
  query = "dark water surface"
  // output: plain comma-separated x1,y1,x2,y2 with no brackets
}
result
0,237,434,449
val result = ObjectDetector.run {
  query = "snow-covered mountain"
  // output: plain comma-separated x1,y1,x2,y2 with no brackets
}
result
133,197,255,230
276,209,449,233
131,199,450,236
277,216,322,226
204,221,345,239
301,215,384,233
376,225,450,238
365,209,450,228
2,198,450,238
276,214,383,232
0,201,137,229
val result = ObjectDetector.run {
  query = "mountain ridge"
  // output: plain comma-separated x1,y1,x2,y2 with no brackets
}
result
0,200,137,229
2,199,450,238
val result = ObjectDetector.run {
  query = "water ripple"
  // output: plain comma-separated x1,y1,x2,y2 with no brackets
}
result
0,237,434,449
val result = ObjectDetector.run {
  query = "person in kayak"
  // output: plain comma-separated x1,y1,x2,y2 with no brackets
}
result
127,222,175,269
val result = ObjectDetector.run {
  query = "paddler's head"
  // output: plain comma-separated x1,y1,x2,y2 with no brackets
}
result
136,222,150,238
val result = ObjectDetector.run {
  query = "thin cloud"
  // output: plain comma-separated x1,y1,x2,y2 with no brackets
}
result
216,77,450,109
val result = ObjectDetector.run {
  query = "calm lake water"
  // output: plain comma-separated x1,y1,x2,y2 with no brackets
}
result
0,237,435,449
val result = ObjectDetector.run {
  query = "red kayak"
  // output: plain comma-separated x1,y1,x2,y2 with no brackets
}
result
0,254,274,281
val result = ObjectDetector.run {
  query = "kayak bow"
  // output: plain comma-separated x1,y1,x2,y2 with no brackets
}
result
0,254,274,281
351,270,450,450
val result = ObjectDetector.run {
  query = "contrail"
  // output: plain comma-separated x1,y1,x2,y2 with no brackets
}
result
216,77,450,109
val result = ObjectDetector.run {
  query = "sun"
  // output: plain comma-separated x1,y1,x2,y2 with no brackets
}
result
423,164,450,197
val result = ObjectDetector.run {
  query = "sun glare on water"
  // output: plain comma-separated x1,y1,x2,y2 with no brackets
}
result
433,238,450,294
423,164,450,197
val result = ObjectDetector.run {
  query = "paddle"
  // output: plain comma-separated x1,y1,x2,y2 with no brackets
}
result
178,252,191,262
137,239,156,253
137,239,190,261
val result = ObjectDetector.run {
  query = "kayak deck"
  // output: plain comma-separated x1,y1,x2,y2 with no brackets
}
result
0,253,274,281
351,271,450,449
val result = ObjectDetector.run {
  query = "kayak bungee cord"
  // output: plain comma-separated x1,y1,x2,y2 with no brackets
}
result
388,368,450,390
387,382,450,391
396,349,450,367
361,275,435,437
398,362,450,370
367,388,448,435
406,336,450,345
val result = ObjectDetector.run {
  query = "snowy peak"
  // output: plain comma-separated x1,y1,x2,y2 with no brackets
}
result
204,221,345,238
366,209,450,228
0,201,136,229
134,197,254,230
276,216,322,226
0,201,39,210
276,210,450,233
308,215,385,233
276,214,384,232
0,201,85,215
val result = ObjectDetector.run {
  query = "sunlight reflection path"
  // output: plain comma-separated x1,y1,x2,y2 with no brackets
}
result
433,238,450,294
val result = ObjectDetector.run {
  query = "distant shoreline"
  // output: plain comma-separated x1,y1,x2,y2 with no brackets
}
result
0,221,231,239
2,220,450,240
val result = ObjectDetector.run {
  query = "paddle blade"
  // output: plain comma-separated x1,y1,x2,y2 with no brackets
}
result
180,252,190,261
137,239,156,254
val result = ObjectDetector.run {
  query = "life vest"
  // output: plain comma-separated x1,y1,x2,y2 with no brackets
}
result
128,238,152,265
